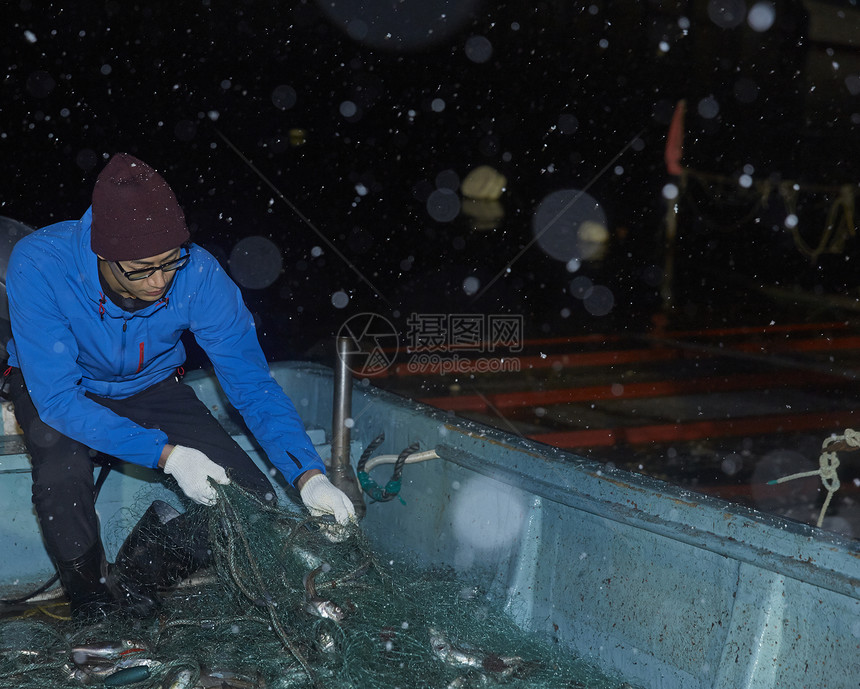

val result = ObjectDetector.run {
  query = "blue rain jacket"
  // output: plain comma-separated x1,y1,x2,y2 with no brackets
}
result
5,207,325,484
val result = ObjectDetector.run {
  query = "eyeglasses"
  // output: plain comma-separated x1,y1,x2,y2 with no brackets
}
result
115,250,190,281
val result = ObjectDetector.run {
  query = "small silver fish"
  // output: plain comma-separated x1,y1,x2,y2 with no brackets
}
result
429,627,523,677
64,657,161,684
303,565,345,622
163,668,194,689
290,545,324,571
480,651,524,678
70,639,149,663
315,629,338,654
115,657,162,670
63,662,93,684
429,627,483,670
197,666,265,688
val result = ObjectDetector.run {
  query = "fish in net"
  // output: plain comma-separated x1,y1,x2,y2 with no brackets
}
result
0,483,635,689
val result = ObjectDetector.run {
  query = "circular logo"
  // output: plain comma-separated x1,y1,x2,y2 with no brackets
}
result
336,312,399,376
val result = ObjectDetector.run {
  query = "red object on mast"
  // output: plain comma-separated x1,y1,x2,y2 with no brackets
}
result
665,99,686,176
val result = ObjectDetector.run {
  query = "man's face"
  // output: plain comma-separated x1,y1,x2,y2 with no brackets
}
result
100,247,183,302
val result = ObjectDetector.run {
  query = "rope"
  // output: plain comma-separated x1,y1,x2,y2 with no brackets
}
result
678,166,859,262
767,428,858,527
780,182,857,261
212,483,322,688
356,432,420,504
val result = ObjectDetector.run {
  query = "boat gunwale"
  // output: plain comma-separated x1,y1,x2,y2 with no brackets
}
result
262,362,860,603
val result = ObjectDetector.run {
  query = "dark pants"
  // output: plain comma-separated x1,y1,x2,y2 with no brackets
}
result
7,368,273,562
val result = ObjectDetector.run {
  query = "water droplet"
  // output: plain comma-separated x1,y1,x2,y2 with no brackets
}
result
272,85,297,110
583,285,614,316
533,189,608,262
331,291,350,308
464,35,493,63
426,188,460,222
747,2,775,32
228,236,284,289
697,95,720,119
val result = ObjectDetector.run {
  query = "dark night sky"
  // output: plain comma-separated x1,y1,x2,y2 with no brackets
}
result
2,1,859,361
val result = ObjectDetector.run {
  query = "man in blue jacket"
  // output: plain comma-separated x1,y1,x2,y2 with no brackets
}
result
4,152,355,619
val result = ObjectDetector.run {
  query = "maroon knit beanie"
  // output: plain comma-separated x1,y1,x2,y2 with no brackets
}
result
91,153,190,261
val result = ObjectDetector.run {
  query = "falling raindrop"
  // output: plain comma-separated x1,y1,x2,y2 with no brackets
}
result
707,0,746,29
583,285,614,316
697,96,720,119
426,188,460,222
271,85,297,110
721,453,744,476
318,0,479,51
747,2,775,32
464,35,493,64
347,19,369,40
228,236,284,289
331,291,350,308
569,276,593,299
462,276,480,295
450,476,525,553
532,189,608,262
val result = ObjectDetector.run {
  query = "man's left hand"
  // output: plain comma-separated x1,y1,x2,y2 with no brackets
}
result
299,473,357,525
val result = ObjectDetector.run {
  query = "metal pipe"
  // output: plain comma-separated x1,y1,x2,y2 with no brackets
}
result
329,336,366,518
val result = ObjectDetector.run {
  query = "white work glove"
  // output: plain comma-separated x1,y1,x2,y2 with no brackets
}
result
300,474,356,525
163,445,230,506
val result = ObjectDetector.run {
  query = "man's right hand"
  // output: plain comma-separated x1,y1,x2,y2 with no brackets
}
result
162,445,230,506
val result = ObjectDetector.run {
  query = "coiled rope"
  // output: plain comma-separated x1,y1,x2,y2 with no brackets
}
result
768,428,856,527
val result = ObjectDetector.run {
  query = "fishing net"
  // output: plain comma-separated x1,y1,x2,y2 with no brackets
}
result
0,483,634,689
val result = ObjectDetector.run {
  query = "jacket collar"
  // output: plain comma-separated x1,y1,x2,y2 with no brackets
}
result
78,207,174,318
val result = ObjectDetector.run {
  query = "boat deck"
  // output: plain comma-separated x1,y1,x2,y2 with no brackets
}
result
0,362,858,689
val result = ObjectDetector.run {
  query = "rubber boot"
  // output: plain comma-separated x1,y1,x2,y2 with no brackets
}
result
53,541,116,621
111,500,211,617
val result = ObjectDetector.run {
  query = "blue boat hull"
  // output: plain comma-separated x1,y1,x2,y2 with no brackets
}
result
1,362,858,688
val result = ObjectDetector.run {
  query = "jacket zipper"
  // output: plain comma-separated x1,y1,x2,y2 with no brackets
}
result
101,296,169,375
120,319,128,370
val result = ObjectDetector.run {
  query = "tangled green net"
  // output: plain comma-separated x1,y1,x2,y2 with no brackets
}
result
0,484,634,689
